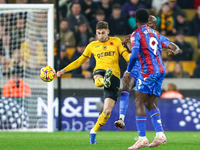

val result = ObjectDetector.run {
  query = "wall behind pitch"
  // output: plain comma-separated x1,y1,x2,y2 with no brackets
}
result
38,96,200,131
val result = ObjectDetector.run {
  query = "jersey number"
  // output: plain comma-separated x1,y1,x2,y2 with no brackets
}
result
150,37,158,55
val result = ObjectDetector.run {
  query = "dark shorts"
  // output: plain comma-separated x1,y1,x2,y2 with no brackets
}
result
93,69,120,102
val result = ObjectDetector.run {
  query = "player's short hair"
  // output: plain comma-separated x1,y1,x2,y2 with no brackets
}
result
135,9,149,24
96,21,109,30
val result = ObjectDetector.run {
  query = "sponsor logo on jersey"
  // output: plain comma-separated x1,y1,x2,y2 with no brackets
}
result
97,51,115,58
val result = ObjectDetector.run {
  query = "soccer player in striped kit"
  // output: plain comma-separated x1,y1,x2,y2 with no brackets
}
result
115,15,180,131
123,9,176,149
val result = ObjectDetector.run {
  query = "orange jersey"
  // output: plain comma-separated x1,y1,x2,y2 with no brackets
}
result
3,79,31,98
160,91,184,99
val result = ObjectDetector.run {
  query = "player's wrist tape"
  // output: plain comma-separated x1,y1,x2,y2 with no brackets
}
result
173,43,180,54
125,70,130,74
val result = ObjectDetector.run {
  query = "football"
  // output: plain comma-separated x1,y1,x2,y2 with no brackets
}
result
39,66,56,82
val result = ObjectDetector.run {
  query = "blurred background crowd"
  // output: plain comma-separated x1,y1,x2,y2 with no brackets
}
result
1,0,200,79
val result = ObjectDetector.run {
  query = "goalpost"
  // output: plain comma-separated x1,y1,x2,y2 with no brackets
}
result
0,4,54,132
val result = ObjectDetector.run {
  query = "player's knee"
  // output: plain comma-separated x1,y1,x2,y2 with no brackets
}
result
122,84,132,92
103,109,111,116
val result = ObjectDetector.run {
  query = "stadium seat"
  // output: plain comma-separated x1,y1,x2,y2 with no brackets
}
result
181,9,196,21
165,36,199,61
61,73,72,78
168,61,196,76
66,47,76,60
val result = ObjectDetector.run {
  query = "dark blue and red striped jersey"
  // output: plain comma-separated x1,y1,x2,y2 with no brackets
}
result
129,25,165,74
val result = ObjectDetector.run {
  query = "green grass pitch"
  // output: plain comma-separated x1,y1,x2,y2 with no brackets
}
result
0,131,200,150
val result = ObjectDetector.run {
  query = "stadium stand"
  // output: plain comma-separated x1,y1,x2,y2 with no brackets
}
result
168,61,197,76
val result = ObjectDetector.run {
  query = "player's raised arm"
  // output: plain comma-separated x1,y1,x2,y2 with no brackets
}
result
123,34,131,53
126,32,140,73
117,37,130,62
167,42,181,55
57,43,92,77
57,55,88,77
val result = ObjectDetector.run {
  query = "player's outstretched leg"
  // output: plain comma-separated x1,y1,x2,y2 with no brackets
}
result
114,118,125,130
128,137,149,149
103,68,112,88
114,91,130,129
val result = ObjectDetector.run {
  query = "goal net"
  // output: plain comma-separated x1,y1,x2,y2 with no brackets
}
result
0,4,54,132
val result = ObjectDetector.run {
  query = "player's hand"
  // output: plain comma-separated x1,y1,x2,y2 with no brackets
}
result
57,69,65,77
124,71,130,84
166,49,175,56
124,34,131,45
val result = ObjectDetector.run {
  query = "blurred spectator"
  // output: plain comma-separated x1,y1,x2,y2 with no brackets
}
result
171,31,194,61
67,2,89,32
163,58,173,78
194,1,200,9
12,15,26,45
167,0,182,19
161,83,184,99
177,0,194,9
158,4,174,35
71,41,87,62
106,3,128,36
172,61,190,78
190,5,200,36
20,31,46,69
97,0,112,19
30,11,47,29
173,11,191,35
16,0,27,3
121,0,146,18
54,8,62,33
193,56,200,78
9,49,23,73
0,29,17,75
113,0,128,5
59,0,73,18
0,0,8,3
74,22,94,46
152,0,168,15
54,45,71,71
42,0,51,3
2,66,31,98
39,28,47,49
5,12,16,27
72,59,93,78
90,9,105,33
140,0,152,8
60,19,76,47
81,0,99,21
0,20,6,39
